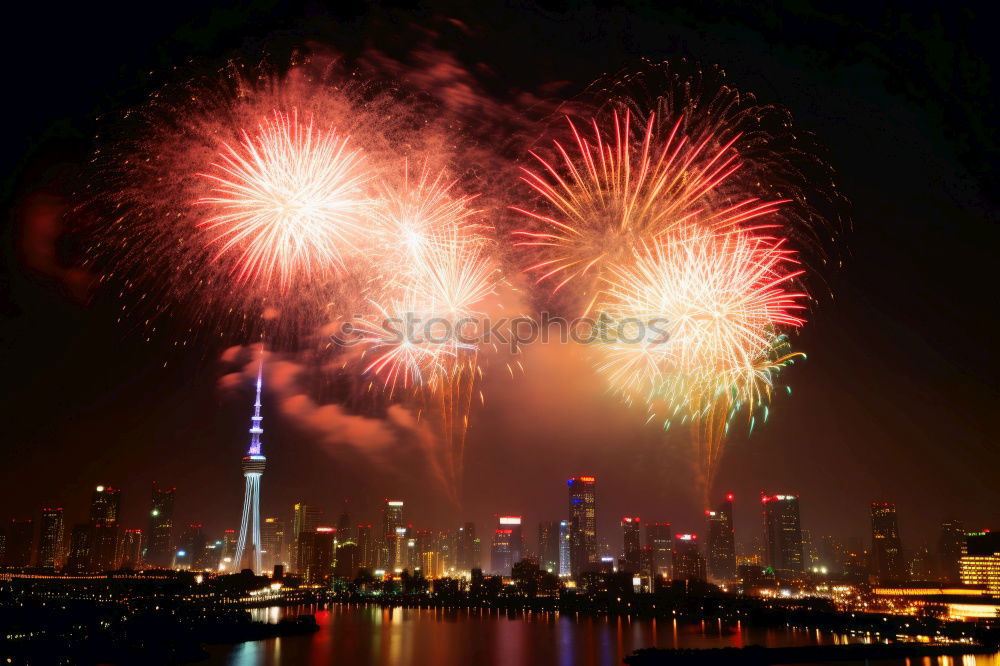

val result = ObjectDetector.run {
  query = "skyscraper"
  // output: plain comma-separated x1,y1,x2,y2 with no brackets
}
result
960,531,1000,595
870,502,905,583
117,529,143,569
456,521,478,572
558,520,571,576
90,485,120,571
761,493,803,574
645,523,673,580
356,524,374,571
261,517,285,572
937,519,965,584
672,534,706,580
538,521,561,573
37,507,64,569
380,500,404,569
707,494,736,582
567,475,597,579
234,362,267,574
490,516,523,575
336,501,353,543
145,482,175,568
621,516,642,572
290,503,322,573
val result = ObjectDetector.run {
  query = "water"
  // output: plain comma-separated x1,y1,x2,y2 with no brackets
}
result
205,605,1000,666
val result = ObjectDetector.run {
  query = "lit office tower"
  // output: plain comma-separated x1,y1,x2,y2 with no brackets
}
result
4,519,34,567
261,517,285,572
490,516,524,575
761,494,804,574
938,519,965,584
66,524,93,572
558,520,571,576
356,524,374,570
117,529,143,569
672,534,707,580
336,502,353,543
870,502,905,583
90,485,121,571
960,531,1000,596
457,522,478,572
707,494,736,582
567,476,597,578
221,529,237,571
538,521,561,574
380,500,405,569
234,363,267,574
290,503,322,573
621,516,642,572
38,507,65,569
645,523,673,580
176,523,206,570
146,482,176,568
304,527,336,584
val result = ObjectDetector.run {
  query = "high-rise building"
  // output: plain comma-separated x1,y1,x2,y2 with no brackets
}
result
707,494,736,582
89,485,121,571
261,517,286,572
117,529,143,569
645,523,673,580
66,524,94,573
672,534,706,580
938,519,965,584
456,522,478,572
567,475,597,578
336,502,353,543
380,500,405,569
290,503,323,573
335,540,359,580
221,529,238,571
175,523,206,570
235,362,267,574
490,516,523,575
305,527,336,584
37,507,64,569
4,519,34,568
761,493,803,574
145,482,176,568
960,531,1000,595
621,516,642,572
870,502,905,583
558,520,571,576
537,521,561,574
356,524,374,571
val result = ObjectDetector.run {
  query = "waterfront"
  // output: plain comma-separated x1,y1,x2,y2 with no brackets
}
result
205,605,1000,666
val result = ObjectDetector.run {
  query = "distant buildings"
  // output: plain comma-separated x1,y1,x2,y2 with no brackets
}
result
290,503,322,573
537,520,560,574
145,482,175,568
261,517,285,573
672,534,706,581
870,502,905,583
938,519,966,584
960,530,1000,595
761,493,803,574
490,516,523,575
707,494,736,583
558,520,571,577
621,516,641,572
567,476,597,578
456,521,479,573
37,507,64,569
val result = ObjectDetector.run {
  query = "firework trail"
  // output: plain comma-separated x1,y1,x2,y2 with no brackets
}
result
197,109,371,290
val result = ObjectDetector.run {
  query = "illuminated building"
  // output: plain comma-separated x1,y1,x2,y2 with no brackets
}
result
89,485,121,572
457,522,479,572
66,524,94,573
412,529,437,576
220,529,237,571
490,516,523,575
558,520,571,576
567,475,597,578
761,493,803,574
960,530,1000,595
37,507,64,569
645,523,673,579
392,526,409,570
937,519,965,584
356,524,374,570
234,363,266,574
335,539,359,579
5,519,34,567
672,534,706,580
117,528,143,569
145,482,175,568
336,502,353,543
304,527,335,584
538,521,560,573
174,523,205,570
380,500,404,569
706,494,736,582
621,516,641,572
290,503,322,573
261,517,285,573
870,502,905,583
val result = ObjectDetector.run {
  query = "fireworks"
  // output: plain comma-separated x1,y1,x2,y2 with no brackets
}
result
197,110,370,290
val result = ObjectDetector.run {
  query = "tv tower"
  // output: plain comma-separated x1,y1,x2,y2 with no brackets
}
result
234,359,266,573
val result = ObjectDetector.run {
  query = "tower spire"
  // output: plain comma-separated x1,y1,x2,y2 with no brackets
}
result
235,353,267,574
248,357,264,456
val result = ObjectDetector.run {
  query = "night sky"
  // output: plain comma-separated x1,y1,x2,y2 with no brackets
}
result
1,2,997,553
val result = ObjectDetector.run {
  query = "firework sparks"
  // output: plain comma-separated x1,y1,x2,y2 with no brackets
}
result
197,109,370,290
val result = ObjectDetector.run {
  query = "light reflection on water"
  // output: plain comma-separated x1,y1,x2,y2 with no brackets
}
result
209,605,1000,666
